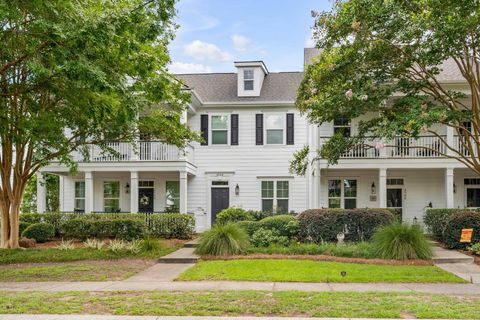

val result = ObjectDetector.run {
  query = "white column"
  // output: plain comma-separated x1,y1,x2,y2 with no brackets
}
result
36,172,46,213
180,109,188,124
130,171,139,213
446,125,454,156
179,170,188,213
59,176,64,212
445,167,455,208
378,168,387,208
85,171,94,213
308,123,320,208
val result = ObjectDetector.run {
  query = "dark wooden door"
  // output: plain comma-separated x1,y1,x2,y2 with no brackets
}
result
138,188,154,212
211,187,229,224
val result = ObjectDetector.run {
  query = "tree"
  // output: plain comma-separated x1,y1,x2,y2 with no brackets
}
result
0,0,199,248
293,0,480,175
21,174,59,213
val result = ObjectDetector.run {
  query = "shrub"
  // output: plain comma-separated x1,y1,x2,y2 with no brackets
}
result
60,219,92,240
195,223,249,256
424,209,464,240
468,242,480,255
235,220,259,236
19,221,31,236
83,238,105,250
247,210,271,221
140,237,161,252
444,211,480,249
372,222,432,260
57,240,76,250
108,239,142,253
148,213,195,239
257,215,299,238
21,223,55,243
251,228,290,247
297,209,395,243
216,207,253,224
20,212,66,236
88,219,144,240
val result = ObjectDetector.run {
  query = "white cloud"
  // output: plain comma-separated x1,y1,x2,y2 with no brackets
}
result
231,35,252,52
169,62,212,74
184,40,233,62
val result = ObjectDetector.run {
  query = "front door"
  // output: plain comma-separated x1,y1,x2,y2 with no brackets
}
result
211,187,229,224
138,188,154,212
387,188,403,217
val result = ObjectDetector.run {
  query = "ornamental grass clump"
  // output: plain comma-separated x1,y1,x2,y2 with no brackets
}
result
372,222,432,260
195,223,250,256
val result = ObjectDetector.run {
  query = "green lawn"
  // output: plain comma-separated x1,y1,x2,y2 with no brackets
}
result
178,259,465,283
0,259,153,281
0,290,478,318
0,241,180,264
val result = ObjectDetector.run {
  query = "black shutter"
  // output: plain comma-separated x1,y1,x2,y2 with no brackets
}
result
231,114,239,145
200,114,208,145
286,113,294,145
255,114,263,145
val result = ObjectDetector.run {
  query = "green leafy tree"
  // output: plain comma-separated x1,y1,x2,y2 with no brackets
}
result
0,0,199,248
293,0,480,175
21,174,59,213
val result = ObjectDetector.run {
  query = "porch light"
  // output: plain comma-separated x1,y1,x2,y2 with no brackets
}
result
453,182,457,193
371,182,376,195
125,183,130,194
235,184,240,196
413,216,418,225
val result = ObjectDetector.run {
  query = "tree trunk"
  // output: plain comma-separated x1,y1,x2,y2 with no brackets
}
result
8,201,21,249
1,211,9,248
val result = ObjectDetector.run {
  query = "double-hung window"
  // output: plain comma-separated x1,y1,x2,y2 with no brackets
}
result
328,179,357,209
261,180,289,213
266,114,284,144
74,181,85,212
333,117,351,137
244,69,254,91
103,181,120,212
211,115,229,145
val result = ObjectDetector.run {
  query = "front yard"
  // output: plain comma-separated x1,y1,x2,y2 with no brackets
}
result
1,290,479,318
178,259,465,283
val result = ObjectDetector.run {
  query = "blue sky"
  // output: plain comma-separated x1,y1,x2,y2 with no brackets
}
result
168,0,331,74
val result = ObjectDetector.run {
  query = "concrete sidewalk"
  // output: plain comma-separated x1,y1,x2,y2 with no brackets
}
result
0,316,449,320
1,280,480,294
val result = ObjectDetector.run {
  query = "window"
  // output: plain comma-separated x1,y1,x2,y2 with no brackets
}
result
328,179,357,209
333,117,351,137
103,181,120,212
244,69,254,90
139,180,154,188
211,115,228,145
465,178,480,208
261,180,289,213
387,178,404,186
166,181,180,209
74,181,85,212
465,178,480,185
266,114,284,144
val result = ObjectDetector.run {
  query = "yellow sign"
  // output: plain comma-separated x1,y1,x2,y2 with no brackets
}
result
460,229,473,243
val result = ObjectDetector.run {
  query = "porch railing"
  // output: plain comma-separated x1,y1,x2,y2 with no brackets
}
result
319,135,447,159
71,141,195,163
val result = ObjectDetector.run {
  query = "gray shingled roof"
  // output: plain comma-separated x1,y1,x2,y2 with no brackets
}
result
176,72,303,103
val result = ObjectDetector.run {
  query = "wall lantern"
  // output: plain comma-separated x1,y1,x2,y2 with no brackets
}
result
371,182,376,195
413,216,418,225
453,182,457,194
235,184,240,196
125,183,130,194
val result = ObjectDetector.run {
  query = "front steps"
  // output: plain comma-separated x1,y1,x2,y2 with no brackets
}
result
158,239,199,263
432,246,474,264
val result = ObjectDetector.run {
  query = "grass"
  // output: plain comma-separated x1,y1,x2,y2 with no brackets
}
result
178,259,465,283
0,240,181,264
0,259,153,282
0,290,479,318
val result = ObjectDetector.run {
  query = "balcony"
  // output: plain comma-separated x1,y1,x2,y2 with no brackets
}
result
71,141,195,163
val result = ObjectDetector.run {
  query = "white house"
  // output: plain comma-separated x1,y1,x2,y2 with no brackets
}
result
37,48,479,231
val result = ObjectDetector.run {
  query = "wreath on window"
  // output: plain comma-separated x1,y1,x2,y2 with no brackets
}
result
140,195,150,206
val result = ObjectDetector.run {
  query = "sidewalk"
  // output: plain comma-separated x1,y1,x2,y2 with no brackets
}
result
0,315,449,320
1,280,480,294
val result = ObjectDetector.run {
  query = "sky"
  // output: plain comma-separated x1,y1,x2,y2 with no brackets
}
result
168,0,332,74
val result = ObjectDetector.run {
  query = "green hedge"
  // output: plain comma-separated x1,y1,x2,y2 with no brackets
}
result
424,208,480,241
257,215,298,238
20,212,195,240
297,208,395,243
444,211,480,249
21,223,55,243
216,208,253,224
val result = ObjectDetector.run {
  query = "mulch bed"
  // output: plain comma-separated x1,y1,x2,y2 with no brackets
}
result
200,254,433,266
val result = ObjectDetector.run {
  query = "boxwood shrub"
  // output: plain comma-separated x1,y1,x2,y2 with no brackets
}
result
424,208,480,241
21,223,55,243
443,211,480,249
297,208,395,243
235,220,260,236
257,215,299,238
148,213,195,239
216,207,253,224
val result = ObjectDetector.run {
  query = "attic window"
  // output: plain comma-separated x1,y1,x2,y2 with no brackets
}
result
244,69,254,91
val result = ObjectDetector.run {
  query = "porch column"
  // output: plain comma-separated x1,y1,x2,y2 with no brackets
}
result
445,168,455,208
36,172,46,213
308,123,320,208
85,171,94,213
59,176,64,212
446,125,454,156
179,170,188,213
130,171,139,213
378,168,387,208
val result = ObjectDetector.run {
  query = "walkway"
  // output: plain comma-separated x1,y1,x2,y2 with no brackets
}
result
432,245,480,284
0,315,442,320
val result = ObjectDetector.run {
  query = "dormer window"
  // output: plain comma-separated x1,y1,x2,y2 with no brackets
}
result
244,69,254,91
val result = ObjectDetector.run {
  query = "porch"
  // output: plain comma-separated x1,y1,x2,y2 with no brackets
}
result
36,170,191,214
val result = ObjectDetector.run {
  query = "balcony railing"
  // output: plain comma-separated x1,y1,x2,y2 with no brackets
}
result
71,141,194,162
319,135,447,159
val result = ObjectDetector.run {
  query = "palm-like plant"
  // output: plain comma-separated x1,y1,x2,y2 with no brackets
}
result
195,223,250,256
